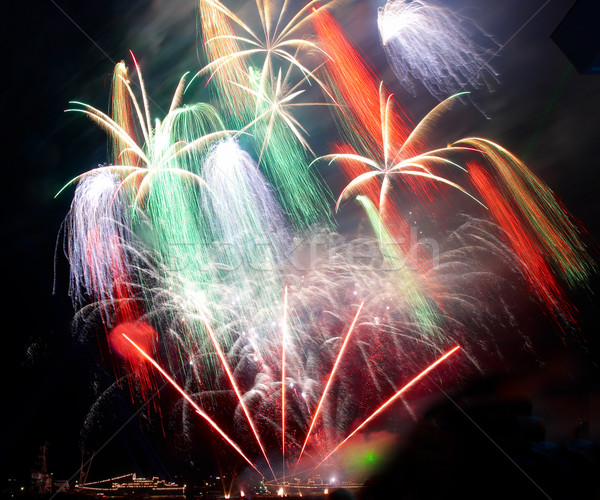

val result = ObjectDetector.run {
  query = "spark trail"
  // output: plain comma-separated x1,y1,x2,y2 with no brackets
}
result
296,301,365,467
281,285,288,484
313,345,461,471
122,334,264,476
200,315,277,479
377,0,499,100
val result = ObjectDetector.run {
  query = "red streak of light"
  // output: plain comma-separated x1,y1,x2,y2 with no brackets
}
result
467,161,574,326
200,316,277,480
313,345,461,471
281,286,289,483
121,334,264,477
296,301,365,467
128,50,140,70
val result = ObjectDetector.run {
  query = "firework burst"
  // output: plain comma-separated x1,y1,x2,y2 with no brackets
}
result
377,0,499,100
58,1,595,486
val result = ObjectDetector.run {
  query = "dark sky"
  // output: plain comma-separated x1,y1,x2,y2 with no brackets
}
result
2,0,599,489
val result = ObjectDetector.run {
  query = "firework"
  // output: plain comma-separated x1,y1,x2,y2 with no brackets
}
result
314,69,594,327
312,345,461,470
296,301,364,467
123,333,264,476
58,1,595,486
197,0,336,114
196,0,336,230
377,0,499,100
313,87,483,217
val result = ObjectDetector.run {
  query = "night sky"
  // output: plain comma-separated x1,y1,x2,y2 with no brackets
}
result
3,0,600,494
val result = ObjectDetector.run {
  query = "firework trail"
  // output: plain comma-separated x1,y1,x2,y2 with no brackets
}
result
459,143,596,324
377,0,499,100
296,301,364,467
123,333,265,476
312,345,461,470
313,8,412,160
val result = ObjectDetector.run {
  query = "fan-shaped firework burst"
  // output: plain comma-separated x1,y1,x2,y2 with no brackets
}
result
196,0,337,230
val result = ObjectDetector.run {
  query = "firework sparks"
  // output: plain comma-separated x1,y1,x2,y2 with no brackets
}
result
377,0,499,100
196,0,336,231
296,301,364,468
313,345,461,471
57,56,233,207
201,314,277,479
122,333,264,476
281,286,289,483
313,86,484,216
196,0,337,108
57,0,595,485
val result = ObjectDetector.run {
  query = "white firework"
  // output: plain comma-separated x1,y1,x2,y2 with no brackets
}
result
377,0,499,100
